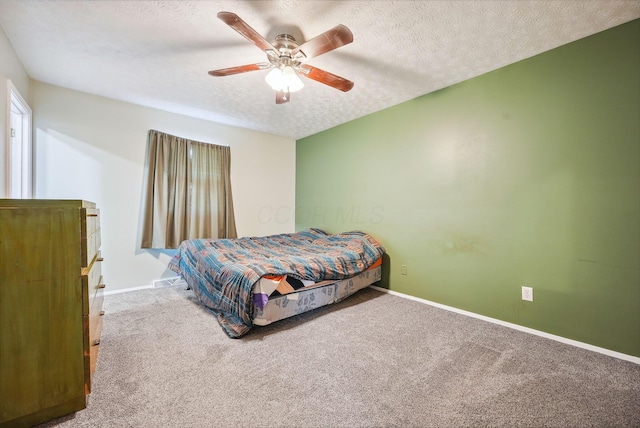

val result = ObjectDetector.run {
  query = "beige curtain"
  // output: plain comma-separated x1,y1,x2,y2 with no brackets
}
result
141,130,237,249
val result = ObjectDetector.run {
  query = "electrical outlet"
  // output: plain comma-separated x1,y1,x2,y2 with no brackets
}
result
522,286,533,302
401,265,407,275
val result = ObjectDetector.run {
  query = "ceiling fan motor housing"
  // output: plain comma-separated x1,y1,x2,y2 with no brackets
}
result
271,34,303,68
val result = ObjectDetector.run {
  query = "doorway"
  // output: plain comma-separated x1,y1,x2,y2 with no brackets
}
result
6,80,32,198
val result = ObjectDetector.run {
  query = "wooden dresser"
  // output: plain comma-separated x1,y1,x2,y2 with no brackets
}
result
0,199,105,427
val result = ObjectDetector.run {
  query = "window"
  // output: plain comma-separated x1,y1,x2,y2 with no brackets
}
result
6,80,32,198
141,129,237,249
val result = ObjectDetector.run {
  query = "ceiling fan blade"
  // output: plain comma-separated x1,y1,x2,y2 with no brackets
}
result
292,24,353,61
299,65,354,92
276,90,290,104
217,12,275,53
208,63,266,76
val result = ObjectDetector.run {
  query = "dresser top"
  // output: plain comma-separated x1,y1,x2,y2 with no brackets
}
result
0,199,96,208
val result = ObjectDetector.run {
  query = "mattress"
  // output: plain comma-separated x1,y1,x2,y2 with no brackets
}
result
169,229,385,337
253,264,382,326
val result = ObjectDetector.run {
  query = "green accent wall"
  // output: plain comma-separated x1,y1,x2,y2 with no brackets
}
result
296,19,640,357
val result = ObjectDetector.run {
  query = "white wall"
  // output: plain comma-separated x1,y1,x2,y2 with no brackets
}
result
0,26,30,197
32,81,296,291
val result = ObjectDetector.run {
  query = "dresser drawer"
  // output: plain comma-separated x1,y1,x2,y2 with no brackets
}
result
85,208,100,235
88,327,101,392
89,291,104,343
82,209,100,267
81,254,104,315
86,275,105,394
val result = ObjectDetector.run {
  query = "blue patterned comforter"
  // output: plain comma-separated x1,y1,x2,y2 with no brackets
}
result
168,228,385,338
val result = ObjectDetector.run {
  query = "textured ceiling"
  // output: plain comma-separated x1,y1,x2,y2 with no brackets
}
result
1,1,639,140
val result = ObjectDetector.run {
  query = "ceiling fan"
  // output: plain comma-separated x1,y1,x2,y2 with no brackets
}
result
208,12,354,104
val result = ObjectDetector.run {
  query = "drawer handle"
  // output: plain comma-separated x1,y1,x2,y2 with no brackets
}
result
87,213,98,217
98,284,106,289
97,257,104,262
100,311,105,316
92,339,100,346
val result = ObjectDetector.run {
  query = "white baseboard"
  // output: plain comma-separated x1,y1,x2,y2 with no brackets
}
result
103,276,185,296
104,284,155,296
104,276,187,296
152,276,183,288
369,285,640,365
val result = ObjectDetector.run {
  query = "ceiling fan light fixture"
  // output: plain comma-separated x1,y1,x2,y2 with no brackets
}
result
282,66,304,92
265,67,283,89
265,66,304,92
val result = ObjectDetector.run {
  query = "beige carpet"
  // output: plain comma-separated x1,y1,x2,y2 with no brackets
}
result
40,285,640,427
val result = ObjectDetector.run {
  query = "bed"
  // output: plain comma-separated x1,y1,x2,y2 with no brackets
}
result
168,228,385,338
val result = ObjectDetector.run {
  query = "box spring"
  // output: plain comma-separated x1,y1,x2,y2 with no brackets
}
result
252,265,382,326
